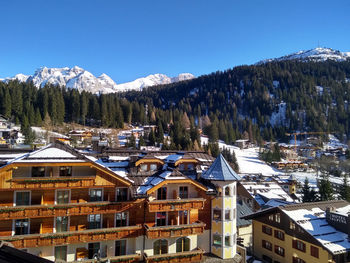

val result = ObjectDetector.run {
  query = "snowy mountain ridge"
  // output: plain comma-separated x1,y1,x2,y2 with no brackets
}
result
258,47,350,64
2,66,195,94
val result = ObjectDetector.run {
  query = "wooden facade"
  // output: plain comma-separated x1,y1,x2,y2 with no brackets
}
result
0,144,215,262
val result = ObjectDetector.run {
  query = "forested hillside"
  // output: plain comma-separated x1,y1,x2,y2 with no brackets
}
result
1,60,350,149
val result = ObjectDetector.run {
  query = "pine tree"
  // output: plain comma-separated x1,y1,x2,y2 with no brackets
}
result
340,174,350,202
319,175,333,201
302,178,311,202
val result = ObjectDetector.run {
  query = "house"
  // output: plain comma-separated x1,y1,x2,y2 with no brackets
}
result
237,180,295,212
0,143,243,262
242,200,350,263
236,200,253,253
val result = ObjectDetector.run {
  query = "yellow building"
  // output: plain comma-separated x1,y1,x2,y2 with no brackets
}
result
201,154,241,259
243,200,350,263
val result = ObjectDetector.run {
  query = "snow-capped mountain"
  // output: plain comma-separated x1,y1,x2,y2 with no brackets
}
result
2,67,195,94
116,73,195,92
259,47,350,64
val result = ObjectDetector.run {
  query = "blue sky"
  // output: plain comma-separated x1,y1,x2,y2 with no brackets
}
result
0,0,349,83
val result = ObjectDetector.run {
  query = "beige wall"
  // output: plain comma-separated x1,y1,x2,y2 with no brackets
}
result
252,220,332,263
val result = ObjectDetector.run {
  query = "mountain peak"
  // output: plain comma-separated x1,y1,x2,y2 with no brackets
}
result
1,67,195,94
258,47,350,64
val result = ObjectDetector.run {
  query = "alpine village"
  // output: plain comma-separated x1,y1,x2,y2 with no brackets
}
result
2,48,350,263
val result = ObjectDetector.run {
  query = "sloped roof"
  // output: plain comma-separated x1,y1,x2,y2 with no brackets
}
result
201,154,241,181
237,201,253,227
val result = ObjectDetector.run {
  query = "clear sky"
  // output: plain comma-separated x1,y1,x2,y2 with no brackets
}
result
0,0,349,83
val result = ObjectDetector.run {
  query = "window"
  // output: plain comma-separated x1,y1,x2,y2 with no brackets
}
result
32,167,45,177
225,236,231,246
292,257,306,263
88,214,102,229
225,210,231,220
115,240,126,256
187,164,194,170
290,221,296,230
115,212,128,227
140,164,148,172
274,230,285,241
153,239,168,255
156,212,167,226
233,208,236,220
179,164,185,171
15,191,30,206
116,188,128,201
55,246,67,262
225,187,231,196
176,237,190,252
55,216,68,232
311,246,319,258
56,190,69,204
275,213,281,223
213,209,222,221
262,225,272,235
268,214,274,221
213,235,222,246
232,185,236,195
262,240,272,251
88,243,100,259
179,211,188,225
293,240,306,252
179,186,188,199
14,219,29,235
150,164,157,171
157,187,167,200
59,166,72,176
275,245,285,257
90,189,103,202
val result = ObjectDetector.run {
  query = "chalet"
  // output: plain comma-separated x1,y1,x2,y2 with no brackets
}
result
242,200,350,263
0,142,243,262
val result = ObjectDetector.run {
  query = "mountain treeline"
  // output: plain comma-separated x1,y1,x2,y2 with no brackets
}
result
1,59,350,149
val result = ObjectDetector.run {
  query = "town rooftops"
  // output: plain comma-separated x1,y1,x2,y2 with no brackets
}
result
201,154,240,181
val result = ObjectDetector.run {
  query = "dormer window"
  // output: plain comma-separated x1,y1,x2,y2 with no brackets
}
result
140,164,148,172
150,164,157,171
179,164,185,171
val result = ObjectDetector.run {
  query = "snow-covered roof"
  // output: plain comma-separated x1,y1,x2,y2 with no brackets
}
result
282,203,350,255
201,154,240,181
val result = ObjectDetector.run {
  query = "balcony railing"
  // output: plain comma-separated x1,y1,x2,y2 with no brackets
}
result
8,177,96,189
147,198,205,212
144,222,205,239
0,201,134,220
2,225,142,249
144,248,204,263
71,254,141,263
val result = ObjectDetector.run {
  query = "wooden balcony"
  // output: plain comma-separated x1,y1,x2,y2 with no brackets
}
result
144,248,203,263
8,177,95,189
2,225,142,249
145,222,205,239
71,254,141,263
147,198,205,212
0,201,134,220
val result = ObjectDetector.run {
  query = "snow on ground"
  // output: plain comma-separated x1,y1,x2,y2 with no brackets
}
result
233,147,282,175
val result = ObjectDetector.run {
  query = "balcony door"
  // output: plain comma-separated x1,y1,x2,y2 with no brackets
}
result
88,242,100,259
153,239,168,255
178,211,188,225
157,187,167,200
156,212,167,226
55,246,67,262
179,186,188,199
176,237,190,252
56,190,70,204
88,214,102,229
55,216,69,232
14,191,30,206
14,219,29,235
115,240,126,256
